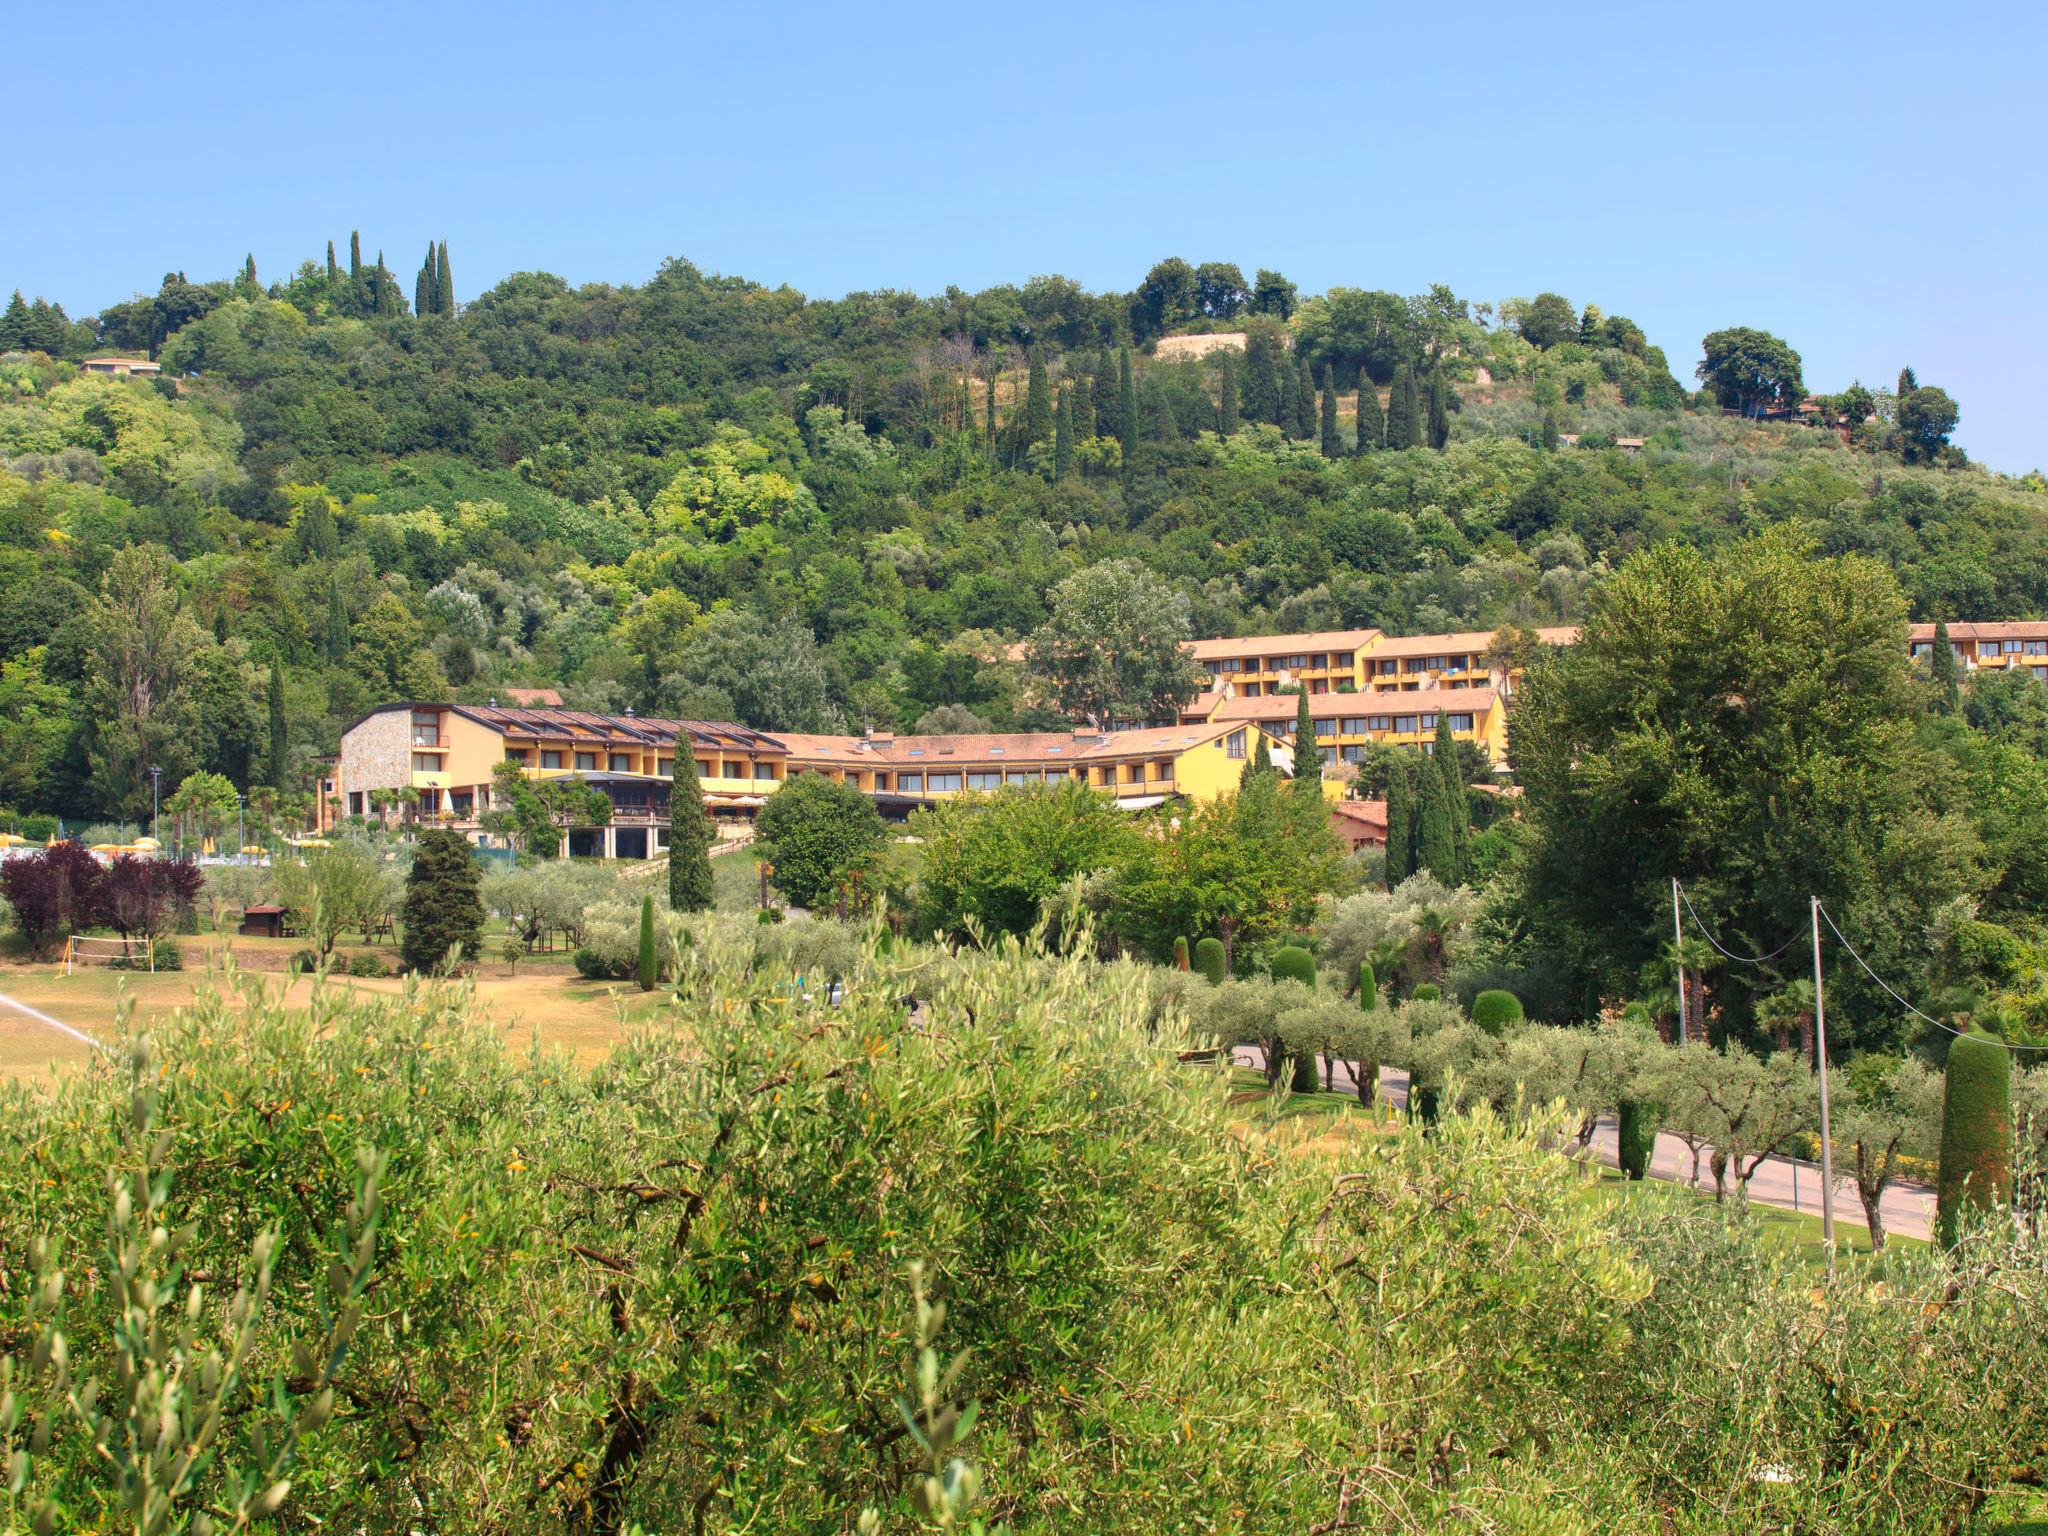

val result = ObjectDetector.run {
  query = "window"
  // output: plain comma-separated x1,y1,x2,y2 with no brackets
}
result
411,753,439,772
1125,764,1144,784
1217,658,1241,673
1153,759,1173,780
1377,660,1398,675
504,749,530,765
1225,729,1247,759
1006,770,1035,785
1368,715,1391,731
1314,719,1338,737
1418,713,1437,730
988,746,1006,755
1981,642,2001,658
1320,747,1337,765
1448,713,1474,732
753,763,776,780
348,792,364,815
657,757,672,774
605,754,627,772
2006,640,2027,654
1340,744,1363,763
574,752,598,772
450,792,474,815
2027,641,2048,656
1309,679,1327,693
928,772,962,793
873,773,892,792
966,771,1002,790
898,773,923,794
1911,643,1931,658
1342,717,1367,735
1334,652,1353,667
2035,667,2048,682
1394,717,1416,734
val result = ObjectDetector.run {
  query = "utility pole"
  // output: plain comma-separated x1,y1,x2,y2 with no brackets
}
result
1810,896,1838,1270
1671,877,1687,1044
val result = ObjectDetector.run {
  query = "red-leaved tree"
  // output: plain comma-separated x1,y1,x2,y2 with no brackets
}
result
0,844,106,958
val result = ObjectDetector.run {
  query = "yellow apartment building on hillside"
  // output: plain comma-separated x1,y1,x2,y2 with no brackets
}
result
337,704,1294,855
1910,621,2048,680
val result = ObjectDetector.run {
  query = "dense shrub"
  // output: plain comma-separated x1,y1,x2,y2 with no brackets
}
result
1937,1030,2014,1248
572,945,611,980
1617,1096,1660,1180
346,952,388,978
1470,988,1525,1036
1355,960,1377,1008
1411,982,1441,1002
1269,944,1315,987
1193,936,1226,985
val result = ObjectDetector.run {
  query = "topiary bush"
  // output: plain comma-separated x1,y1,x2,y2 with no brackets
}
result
1193,937,1227,986
1937,1030,2014,1248
1355,961,1378,1011
1617,1097,1660,1180
1290,1049,1320,1093
636,893,658,991
1173,936,1190,972
1269,945,1316,989
1470,989,1525,1036
1411,983,1441,1003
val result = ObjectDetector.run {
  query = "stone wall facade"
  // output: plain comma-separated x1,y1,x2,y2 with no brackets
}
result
339,708,413,804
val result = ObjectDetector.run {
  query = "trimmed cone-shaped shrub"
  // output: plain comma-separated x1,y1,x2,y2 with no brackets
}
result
1193,937,1227,986
1355,961,1378,1010
1617,1097,1660,1180
636,893,657,992
1937,1030,2013,1248
1173,936,1190,972
1290,1050,1320,1093
1270,945,1316,988
1470,989,1524,1036
1410,983,1441,1003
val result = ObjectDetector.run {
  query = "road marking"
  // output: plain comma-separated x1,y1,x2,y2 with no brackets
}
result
0,989,105,1052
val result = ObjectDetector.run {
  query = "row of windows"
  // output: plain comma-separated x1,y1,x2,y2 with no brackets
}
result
1209,651,1355,675
1912,641,2048,660
1308,713,1476,737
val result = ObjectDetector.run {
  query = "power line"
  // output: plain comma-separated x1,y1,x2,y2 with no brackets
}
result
1814,900,2048,1053
1674,882,1801,967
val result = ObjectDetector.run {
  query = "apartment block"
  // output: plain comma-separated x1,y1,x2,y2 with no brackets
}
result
1908,621,2048,680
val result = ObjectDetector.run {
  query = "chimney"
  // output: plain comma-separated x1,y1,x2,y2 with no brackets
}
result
868,731,894,747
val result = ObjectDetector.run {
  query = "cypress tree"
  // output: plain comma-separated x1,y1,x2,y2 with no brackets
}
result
435,241,454,315
1426,367,1451,451
1025,347,1053,444
1931,618,1961,712
1276,358,1296,437
1147,376,1179,443
1416,734,1459,881
325,240,339,282
1118,346,1138,489
1319,368,1342,457
1243,331,1282,425
668,739,715,912
1897,365,1917,401
1173,935,1190,971
399,828,484,974
349,230,362,279
1218,350,1240,435
1241,730,1273,787
636,893,658,991
241,253,258,291
1074,374,1095,439
1383,754,1414,888
1355,369,1384,452
1385,363,1419,449
323,578,350,662
1294,358,1317,439
1292,689,1321,800
415,242,437,318
1434,715,1468,881
1936,1030,2013,1248
1054,386,1074,479
266,663,289,789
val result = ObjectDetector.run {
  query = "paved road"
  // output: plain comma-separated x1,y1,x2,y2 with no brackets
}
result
1232,1048,1933,1244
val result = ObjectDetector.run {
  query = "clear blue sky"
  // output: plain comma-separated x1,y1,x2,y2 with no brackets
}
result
10,0,2044,471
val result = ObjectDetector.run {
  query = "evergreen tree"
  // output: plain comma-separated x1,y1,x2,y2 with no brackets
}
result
1294,358,1317,439
1354,368,1384,452
325,241,338,282
1930,618,1961,712
1118,346,1138,490
1416,740,1457,880
323,579,350,663
266,664,288,789
1025,348,1053,445
0,291,28,351
1433,715,1468,880
636,893,658,991
1073,374,1095,439
668,740,715,912
349,230,362,279
399,828,484,974
435,241,454,315
1218,350,1240,435
1386,363,1419,449
1241,730,1274,787
1242,330,1281,425
240,254,258,291
373,252,399,317
1054,386,1074,479
1146,375,1179,443
1319,368,1342,457
1276,357,1296,438
1383,754,1413,888
1897,365,1918,401
1292,689,1322,800
1426,368,1451,451
983,364,996,446
1936,1030,2013,1248
415,242,438,317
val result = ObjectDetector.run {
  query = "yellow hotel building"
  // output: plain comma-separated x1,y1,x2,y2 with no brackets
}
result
337,704,1292,856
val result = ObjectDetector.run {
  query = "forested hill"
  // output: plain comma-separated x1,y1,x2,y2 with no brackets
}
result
0,245,2041,824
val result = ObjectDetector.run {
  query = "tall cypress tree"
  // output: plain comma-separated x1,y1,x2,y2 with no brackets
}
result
1294,358,1317,439
1426,368,1451,451
1218,350,1240,435
241,254,258,291
668,738,715,912
349,231,362,279
1355,368,1384,452
1383,755,1413,888
435,241,454,315
1292,689,1322,800
415,242,438,318
1025,348,1053,445
1242,730,1274,787
1276,358,1297,438
325,241,339,282
323,578,350,662
1054,386,1074,479
1416,741,1456,880
1242,331,1281,425
266,663,289,789
1319,369,1342,457
1118,346,1139,489
1433,715,1468,881
1931,618,1961,712
1386,363,1419,449
1073,374,1095,439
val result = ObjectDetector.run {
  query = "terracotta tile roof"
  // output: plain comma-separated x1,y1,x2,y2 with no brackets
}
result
1365,626,1577,660
1203,688,1499,724
1907,621,2048,641
1332,799,1389,828
499,686,565,707
778,719,1259,770
450,705,782,754
1187,629,1381,661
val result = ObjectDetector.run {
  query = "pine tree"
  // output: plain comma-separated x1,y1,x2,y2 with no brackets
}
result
668,741,715,912
0,291,28,351
1218,350,1240,435
1319,368,1342,457
1433,716,1468,881
1386,363,1419,449
1383,755,1413,888
1354,368,1384,452
1931,618,1961,712
266,664,289,789
1119,346,1139,490
1898,365,1918,401
435,241,454,315
1294,358,1317,439
1426,368,1451,451
1292,689,1321,800
1054,386,1074,479
323,579,350,663
1025,348,1052,445
399,828,484,974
